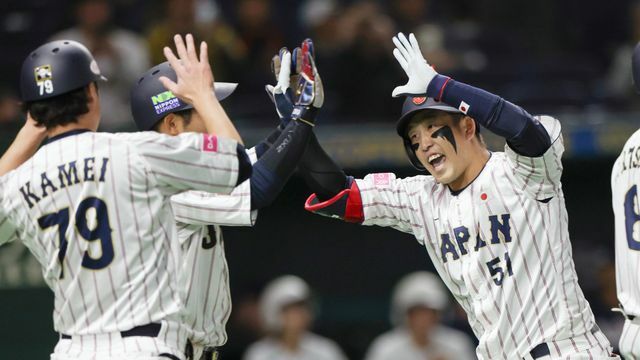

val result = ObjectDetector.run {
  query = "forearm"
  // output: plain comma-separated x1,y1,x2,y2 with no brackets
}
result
298,133,349,201
254,124,285,158
427,75,551,156
249,120,313,209
193,95,244,145
0,124,46,176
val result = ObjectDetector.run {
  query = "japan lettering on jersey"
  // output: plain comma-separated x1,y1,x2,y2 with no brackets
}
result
170,148,258,347
354,116,602,359
612,128,640,316
0,131,240,336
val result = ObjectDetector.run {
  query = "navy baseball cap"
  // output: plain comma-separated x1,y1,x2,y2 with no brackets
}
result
130,61,237,131
395,96,462,139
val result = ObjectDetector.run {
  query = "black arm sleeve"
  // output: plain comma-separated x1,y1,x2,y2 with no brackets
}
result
297,133,349,201
427,74,552,157
249,121,312,209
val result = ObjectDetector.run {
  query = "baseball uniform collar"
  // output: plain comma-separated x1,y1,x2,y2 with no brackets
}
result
448,151,493,196
43,128,92,145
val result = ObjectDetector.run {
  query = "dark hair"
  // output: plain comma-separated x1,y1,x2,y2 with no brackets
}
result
22,84,92,130
151,108,193,132
409,110,481,137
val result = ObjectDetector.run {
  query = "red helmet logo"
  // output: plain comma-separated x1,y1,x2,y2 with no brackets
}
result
412,97,427,105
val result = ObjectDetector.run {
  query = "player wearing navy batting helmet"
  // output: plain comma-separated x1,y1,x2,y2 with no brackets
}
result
0,35,251,360
128,37,324,360
282,32,618,359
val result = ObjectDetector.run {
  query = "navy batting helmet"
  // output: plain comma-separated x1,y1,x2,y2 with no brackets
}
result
396,96,462,170
633,42,640,93
130,62,238,131
20,40,107,102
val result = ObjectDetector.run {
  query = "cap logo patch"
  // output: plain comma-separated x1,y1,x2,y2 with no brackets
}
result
90,60,101,75
412,97,427,105
34,65,52,83
151,90,181,115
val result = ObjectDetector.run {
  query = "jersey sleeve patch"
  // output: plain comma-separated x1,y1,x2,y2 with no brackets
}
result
364,173,397,188
202,134,218,153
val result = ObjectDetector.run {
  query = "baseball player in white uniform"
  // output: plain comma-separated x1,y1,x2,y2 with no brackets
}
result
291,33,618,359
610,42,640,360
612,127,640,359
0,35,250,360
243,275,348,360
365,271,476,360
128,39,324,360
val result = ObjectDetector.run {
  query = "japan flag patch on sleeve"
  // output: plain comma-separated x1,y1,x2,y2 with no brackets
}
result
459,101,470,114
202,134,218,152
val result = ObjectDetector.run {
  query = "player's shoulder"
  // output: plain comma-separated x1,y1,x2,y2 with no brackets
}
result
622,127,640,149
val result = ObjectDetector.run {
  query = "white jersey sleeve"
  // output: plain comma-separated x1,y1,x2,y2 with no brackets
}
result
355,173,433,237
118,131,240,196
504,115,564,200
170,147,258,227
0,178,19,246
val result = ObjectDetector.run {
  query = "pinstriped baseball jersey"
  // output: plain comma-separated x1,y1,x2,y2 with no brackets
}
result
0,130,240,336
355,116,605,359
612,128,640,317
171,148,258,347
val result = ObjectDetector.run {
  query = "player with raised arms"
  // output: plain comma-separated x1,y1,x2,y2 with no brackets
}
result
279,33,619,359
128,38,322,360
0,34,250,360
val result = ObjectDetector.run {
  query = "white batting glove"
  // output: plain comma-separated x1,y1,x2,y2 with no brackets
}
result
391,32,437,98
265,48,294,122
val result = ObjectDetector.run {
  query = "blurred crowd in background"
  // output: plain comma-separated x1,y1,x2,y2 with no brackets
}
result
0,0,639,132
0,0,637,359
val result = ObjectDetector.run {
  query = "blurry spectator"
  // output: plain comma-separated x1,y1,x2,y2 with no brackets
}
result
331,1,402,121
389,0,486,74
51,0,149,130
233,0,285,97
146,0,244,82
243,275,347,360
605,1,640,108
365,272,476,360
0,87,22,152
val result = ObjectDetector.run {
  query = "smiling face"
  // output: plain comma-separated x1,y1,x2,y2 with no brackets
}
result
406,110,480,188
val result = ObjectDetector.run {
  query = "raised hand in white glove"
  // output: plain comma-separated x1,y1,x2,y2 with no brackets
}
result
391,32,437,97
265,48,293,124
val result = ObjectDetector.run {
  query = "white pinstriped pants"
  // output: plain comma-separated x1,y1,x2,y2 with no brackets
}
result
620,318,640,360
50,320,187,360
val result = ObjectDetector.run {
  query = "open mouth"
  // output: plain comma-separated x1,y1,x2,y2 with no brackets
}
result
428,153,446,169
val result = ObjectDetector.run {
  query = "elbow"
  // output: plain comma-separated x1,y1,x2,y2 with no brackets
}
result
506,119,552,157
236,144,252,186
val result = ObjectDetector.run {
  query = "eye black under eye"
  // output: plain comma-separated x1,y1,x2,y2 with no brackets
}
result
411,143,419,151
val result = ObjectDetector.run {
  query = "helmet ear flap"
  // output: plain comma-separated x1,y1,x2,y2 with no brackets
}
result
403,139,426,171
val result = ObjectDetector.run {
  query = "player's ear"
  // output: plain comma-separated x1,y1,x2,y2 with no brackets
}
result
462,116,476,140
159,113,180,136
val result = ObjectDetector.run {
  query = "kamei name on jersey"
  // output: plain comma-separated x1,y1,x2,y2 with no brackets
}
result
18,157,110,208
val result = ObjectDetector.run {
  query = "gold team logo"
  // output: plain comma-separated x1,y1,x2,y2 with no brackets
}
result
34,65,52,83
